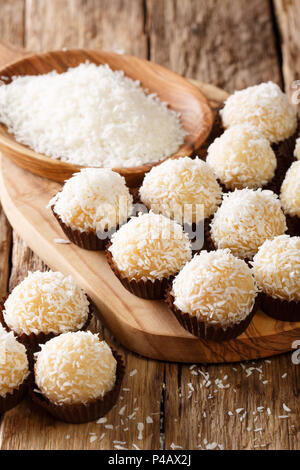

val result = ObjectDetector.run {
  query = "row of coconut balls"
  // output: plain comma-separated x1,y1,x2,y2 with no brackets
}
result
48,81,299,333
0,270,124,423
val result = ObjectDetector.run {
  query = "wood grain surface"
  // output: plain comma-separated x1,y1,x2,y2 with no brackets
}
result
0,0,299,451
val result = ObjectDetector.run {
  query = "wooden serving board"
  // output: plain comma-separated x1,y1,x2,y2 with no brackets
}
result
1,152,300,363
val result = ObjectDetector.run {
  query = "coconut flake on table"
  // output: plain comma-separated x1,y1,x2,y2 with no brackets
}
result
0,62,186,168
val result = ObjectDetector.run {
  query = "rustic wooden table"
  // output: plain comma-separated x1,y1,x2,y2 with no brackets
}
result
0,0,299,451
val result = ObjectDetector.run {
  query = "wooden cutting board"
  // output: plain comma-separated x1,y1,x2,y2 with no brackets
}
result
1,150,300,363
0,41,299,362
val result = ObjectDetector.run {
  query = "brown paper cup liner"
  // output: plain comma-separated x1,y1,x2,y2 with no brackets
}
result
29,351,125,424
261,293,300,322
165,288,260,342
285,214,300,237
0,378,29,413
52,206,117,250
106,244,172,300
0,296,93,368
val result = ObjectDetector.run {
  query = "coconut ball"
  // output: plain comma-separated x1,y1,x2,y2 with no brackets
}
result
139,157,222,224
172,249,258,328
294,138,300,160
34,331,117,405
49,168,133,233
252,235,300,301
0,326,29,398
108,212,192,281
280,161,300,218
220,82,297,143
210,188,287,259
3,271,89,335
206,125,276,190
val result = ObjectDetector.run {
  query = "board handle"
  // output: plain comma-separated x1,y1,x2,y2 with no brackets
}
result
0,41,30,69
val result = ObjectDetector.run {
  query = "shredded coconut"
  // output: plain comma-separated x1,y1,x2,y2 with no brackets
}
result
171,249,258,328
0,326,29,398
49,168,133,232
294,138,300,160
252,235,300,301
207,124,276,190
34,331,116,405
280,161,300,218
0,62,186,167
211,188,287,259
4,270,89,335
109,212,192,281
220,81,297,143
139,157,222,224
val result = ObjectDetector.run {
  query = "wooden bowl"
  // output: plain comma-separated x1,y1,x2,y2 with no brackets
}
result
0,49,213,187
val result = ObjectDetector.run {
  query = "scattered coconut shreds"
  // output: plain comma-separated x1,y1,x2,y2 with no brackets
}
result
283,404,291,413
53,238,71,244
90,436,97,443
236,408,244,414
96,417,107,424
282,373,288,379
146,416,153,424
132,444,140,450
65,435,70,439
206,442,218,450
170,443,183,450
137,422,144,441
119,405,126,416
105,424,114,429
122,388,130,392
113,440,126,445
267,408,271,415
129,369,137,377
278,415,289,419
99,433,105,440
114,445,127,450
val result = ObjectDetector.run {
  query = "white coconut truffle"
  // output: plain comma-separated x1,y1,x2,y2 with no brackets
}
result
49,168,133,233
108,212,192,281
252,235,300,301
280,161,300,218
206,125,277,190
221,82,297,143
0,326,29,398
294,138,300,160
139,157,222,224
3,271,89,336
172,250,258,328
210,188,287,259
34,331,117,405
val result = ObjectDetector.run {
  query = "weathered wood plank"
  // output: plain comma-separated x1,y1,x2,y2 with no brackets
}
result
25,0,147,57
147,0,299,451
1,0,165,451
0,0,25,296
0,0,25,48
147,0,282,92
274,0,300,105
0,0,299,451
164,355,300,450
0,208,11,297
